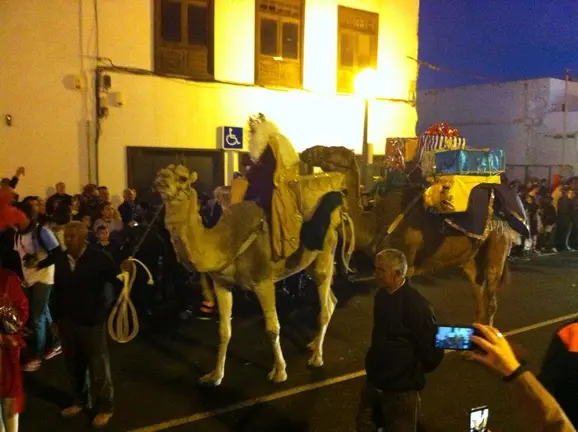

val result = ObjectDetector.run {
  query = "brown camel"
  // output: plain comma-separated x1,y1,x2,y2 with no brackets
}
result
155,164,352,386
300,145,514,325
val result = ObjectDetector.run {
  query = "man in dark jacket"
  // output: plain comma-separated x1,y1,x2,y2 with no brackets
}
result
52,221,118,428
538,319,578,427
357,249,444,431
556,188,575,251
46,182,72,226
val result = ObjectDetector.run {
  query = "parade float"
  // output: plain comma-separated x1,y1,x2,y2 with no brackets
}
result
301,122,528,325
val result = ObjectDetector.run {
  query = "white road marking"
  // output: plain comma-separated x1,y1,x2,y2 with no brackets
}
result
130,311,578,431
503,312,578,337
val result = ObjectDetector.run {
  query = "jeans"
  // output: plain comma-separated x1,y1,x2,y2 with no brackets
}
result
59,321,114,413
24,282,57,359
356,380,420,432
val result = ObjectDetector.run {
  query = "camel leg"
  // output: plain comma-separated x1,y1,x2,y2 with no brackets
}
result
307,241,338,368
485,231,511,326
200,273,215,305
255,281,288,383
199,282,232,387
463,258,486,323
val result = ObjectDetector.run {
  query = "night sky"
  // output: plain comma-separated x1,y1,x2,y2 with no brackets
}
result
418,1,578,90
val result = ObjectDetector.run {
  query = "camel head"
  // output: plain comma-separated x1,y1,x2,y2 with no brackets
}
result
300,146,358,173
155,164,199,223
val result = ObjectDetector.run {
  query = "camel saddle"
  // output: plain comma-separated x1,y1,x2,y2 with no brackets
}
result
231,172,345,261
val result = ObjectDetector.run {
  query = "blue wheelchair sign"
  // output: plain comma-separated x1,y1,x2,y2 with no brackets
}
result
221,126,243,150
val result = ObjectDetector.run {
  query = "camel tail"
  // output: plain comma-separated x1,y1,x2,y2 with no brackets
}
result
340,212,355,273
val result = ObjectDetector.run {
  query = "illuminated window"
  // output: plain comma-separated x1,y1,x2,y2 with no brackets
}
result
155,0,214,80
255,0,304,88
337,6,379,93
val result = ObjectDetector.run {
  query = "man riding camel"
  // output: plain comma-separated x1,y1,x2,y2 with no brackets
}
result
233,113,302,261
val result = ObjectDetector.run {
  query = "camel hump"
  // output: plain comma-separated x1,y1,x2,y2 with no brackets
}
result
286,172,346,220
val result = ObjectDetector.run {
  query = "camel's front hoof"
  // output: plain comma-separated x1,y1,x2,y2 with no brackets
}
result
198,371,224,387
308,353,324,368
267,367,288,383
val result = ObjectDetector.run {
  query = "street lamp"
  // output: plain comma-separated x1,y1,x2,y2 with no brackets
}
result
354,68,378,186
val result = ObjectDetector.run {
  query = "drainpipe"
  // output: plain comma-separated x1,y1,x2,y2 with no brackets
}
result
563,69,569,175
94,68,102,185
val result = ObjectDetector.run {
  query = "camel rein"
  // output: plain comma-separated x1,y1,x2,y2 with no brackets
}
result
371,192,422,255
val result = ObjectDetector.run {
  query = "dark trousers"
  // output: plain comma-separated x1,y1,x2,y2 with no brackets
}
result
556,219,573,250
356,380,420,432
59,321,114,413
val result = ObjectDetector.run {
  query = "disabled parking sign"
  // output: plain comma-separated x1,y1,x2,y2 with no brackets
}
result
221,126,244,150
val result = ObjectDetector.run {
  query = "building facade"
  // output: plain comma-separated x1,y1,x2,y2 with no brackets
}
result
1,0,419,201
418,78,578,183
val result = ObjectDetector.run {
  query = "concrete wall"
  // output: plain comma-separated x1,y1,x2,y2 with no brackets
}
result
1,0,419,198
417,78,578,182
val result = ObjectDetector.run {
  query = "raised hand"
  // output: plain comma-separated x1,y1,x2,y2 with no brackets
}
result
468,323,521,377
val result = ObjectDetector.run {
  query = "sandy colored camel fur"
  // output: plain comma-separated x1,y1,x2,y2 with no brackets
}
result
300,145,513,325
155,164,350,386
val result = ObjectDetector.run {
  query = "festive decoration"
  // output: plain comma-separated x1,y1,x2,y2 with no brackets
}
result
384,138,419,171
0,188,26,232
0,302,22,334
423,175,502,214
423,122,461,137
435,149,506,175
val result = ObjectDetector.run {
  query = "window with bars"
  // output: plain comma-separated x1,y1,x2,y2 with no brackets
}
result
255,0,304,88
154,0,214,80
337,6,379,93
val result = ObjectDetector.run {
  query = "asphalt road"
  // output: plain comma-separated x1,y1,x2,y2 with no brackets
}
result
21,253,578,432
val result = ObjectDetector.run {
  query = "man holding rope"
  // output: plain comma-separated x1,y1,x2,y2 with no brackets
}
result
51,221,118,428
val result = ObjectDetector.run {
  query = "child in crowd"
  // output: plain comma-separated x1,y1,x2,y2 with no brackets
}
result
96,226,120,264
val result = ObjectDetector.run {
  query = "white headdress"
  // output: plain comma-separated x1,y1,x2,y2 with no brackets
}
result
248,113,300,169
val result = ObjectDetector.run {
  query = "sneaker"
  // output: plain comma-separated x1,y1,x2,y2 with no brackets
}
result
92,412,113,428
196,308,213,321
196,302,214,321
22,359,42,372
44,345,62,360
61,404,84,418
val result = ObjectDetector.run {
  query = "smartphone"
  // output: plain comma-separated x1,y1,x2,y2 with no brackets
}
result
434,325,477,351
469,406,489,432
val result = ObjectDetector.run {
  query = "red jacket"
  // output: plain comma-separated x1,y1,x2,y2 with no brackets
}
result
0,267,28,414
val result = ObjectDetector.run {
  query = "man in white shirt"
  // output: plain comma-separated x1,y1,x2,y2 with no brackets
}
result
14,198,62,371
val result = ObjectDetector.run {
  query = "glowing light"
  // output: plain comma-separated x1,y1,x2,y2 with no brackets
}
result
354,68,378,98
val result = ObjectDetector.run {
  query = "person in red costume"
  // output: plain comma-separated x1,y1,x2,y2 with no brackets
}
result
0,188,29,432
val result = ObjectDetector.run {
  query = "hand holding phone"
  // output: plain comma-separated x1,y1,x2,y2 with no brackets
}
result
469,323,521,377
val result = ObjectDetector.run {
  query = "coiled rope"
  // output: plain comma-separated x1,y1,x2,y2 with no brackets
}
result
108,257,154,343
107,206,162,343
340,212,355,273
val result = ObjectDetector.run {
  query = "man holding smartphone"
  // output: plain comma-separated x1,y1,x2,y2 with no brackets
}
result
356,249,444,431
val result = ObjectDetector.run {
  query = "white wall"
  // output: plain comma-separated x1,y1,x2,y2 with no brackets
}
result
417,78,578,181
1,0,419,197
0,1,92,198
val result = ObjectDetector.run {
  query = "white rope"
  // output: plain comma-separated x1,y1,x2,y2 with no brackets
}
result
340,213,355,273
107,257,154,343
